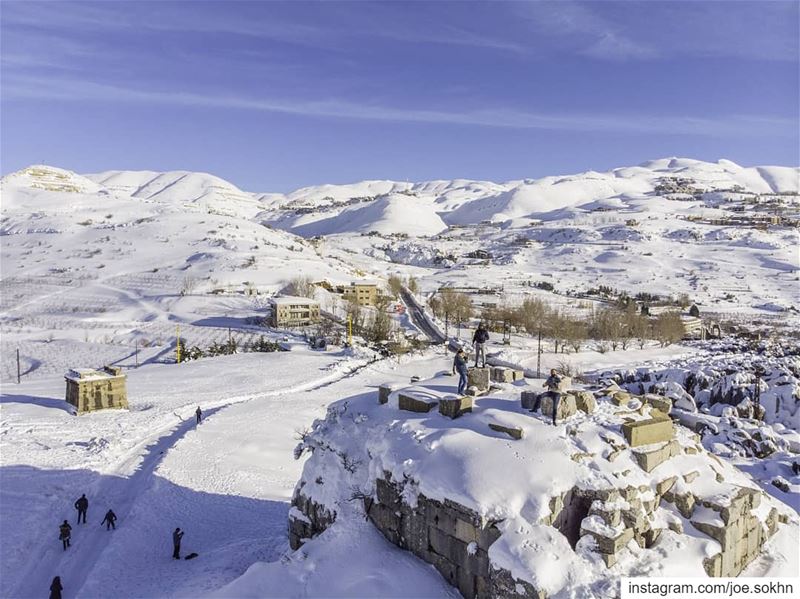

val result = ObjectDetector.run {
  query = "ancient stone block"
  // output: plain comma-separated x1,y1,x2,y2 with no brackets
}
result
429,526,468,564
511,369,525,381
368,501,401,533
663,490,696,519
590,502,621,527
573,391,597,414
643,394,672,414
378,383,397,404
488,423,524,440
439,396,473,419
540,393,577,421
376,477,401,507
398,392,438,413
557,376,572,392
581,526,634,554
683,470,700,484
656,476,678,497
632,442,672,473
622,417,674,447
521,391,538,410
704,553,722,577
612,391,632,406
643,528,662,548
491,367,514,383
468,367,490,391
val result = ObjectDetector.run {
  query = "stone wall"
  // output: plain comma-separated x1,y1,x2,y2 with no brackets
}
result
288,489,336,551
289,469,781,598
365,473,542,599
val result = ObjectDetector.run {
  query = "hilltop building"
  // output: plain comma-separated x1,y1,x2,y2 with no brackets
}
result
269,296,320,328
339,282,379,306
65,366,128,414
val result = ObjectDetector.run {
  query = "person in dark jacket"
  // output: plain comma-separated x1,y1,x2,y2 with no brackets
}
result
59,521,72,550
543,369,563,425
195,406,202,424
74,494,88,524
472,323,489,368
49,576,63,599
452,349,469,395
172,528,184,559
101,509,117,531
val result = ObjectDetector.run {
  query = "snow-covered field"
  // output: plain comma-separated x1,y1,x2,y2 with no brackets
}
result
1,159,798,598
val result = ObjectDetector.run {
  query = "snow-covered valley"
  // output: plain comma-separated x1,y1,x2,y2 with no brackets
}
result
1,159,798,598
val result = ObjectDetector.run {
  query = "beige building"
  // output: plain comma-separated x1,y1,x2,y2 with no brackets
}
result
340,282,379,306
269,296,320,327
65,366,128,414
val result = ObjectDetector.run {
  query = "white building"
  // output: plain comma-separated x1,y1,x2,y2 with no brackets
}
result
269,296,320,328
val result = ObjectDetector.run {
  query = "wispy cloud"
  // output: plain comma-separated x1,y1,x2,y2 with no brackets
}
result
3,73,793,138
510,1,657,61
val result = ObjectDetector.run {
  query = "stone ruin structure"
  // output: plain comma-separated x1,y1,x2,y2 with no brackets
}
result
65,366,128,414
289,374,792,598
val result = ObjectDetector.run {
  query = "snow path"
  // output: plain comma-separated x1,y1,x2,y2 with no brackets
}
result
2,351,378,599
11,406,226,599
67,353,447,598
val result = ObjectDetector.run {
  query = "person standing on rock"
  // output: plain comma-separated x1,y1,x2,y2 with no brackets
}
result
74,494,88,524
472,323,489,368
59,521,72,551
101,509,117,530
195,406,202,424
49,576,63,599
543,369,563,426
172,528,184,559
452,349,469,396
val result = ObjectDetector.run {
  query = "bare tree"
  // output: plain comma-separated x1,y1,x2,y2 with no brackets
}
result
286,276,316,298
387,275,403,298
406,275,419,295
653,311,685,347
439,288,473,326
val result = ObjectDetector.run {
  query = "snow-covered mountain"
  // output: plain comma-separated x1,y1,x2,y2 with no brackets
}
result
2,159,798,328
1,160,798,599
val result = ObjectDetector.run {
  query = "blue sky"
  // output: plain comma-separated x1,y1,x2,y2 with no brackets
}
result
1,0,798,191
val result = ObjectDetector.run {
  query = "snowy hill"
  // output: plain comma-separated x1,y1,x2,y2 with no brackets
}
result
1,159,799,599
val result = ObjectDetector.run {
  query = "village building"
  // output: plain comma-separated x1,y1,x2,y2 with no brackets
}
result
65,366,128,414
269,296,320,327
339,282,379,306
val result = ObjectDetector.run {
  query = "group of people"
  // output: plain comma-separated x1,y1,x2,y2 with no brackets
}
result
59,495,118,551
50,495,189,597
452,323,565,425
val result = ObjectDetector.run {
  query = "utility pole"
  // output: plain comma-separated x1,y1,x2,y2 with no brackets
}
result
16,348,21,384
445,312,449,339
347,315,352,346
135,339,139,368
176,325,181,364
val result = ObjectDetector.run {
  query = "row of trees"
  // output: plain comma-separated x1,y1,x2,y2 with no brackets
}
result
429,290,687,352
177,335,283,362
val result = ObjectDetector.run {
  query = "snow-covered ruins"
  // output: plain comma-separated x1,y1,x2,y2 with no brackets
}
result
1,158,798,598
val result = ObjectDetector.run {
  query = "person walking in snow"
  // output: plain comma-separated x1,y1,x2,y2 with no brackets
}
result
74,494,88,524
542,369,563,426
59,521,72,551
195,406,202,424
101,509,117,531
452,349,469,396
472,323,490,368
49,576,63,599
172,528,184,559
